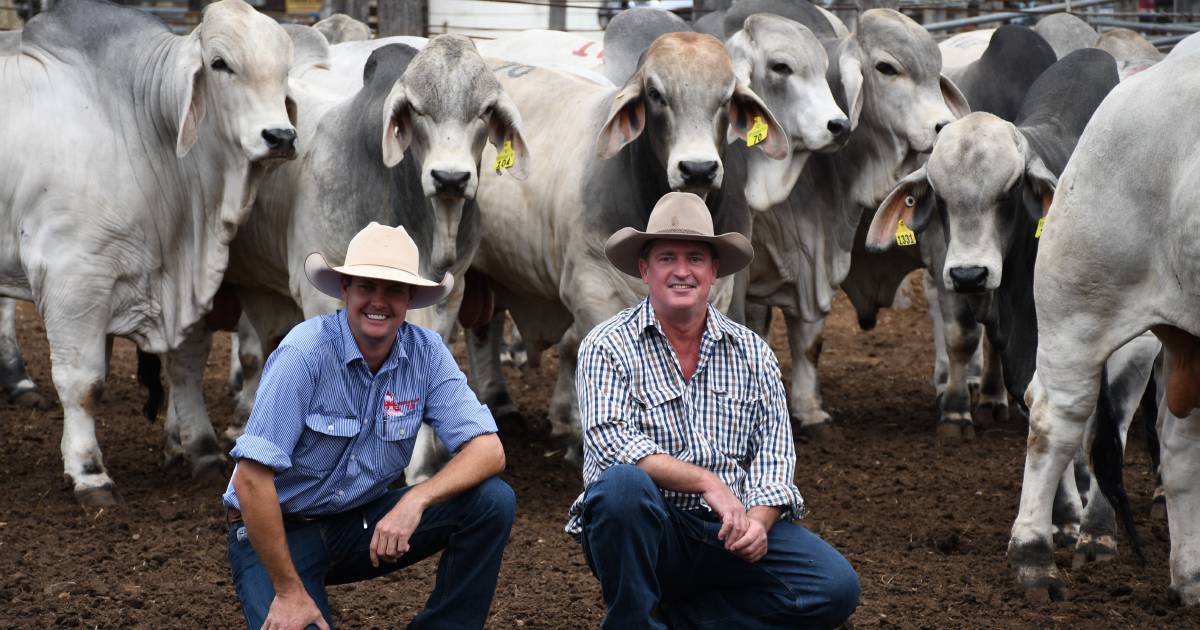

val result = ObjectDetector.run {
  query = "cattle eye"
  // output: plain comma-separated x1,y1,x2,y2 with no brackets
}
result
210,56,232,74
770,62,792,76
875,61,899,76
647,86,665,106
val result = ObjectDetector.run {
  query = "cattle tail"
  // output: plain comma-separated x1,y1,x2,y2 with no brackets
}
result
1090,366,1146,564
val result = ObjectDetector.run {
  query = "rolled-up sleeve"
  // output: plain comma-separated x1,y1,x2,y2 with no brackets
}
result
422,342,496,454
745,352,805,520
229,345,315,473
577,338,664,469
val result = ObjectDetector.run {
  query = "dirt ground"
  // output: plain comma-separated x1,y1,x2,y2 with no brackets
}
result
1,276,1196,629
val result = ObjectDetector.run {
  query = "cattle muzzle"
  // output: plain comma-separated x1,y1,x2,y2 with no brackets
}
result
679,160,720,187
827,118,850,145
949,266,989,293
431,169,473,195
261,128,298,159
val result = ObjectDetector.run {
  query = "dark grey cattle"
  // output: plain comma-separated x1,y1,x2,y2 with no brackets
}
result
945,25,1057,123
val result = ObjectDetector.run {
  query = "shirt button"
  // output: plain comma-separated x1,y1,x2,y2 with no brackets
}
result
338,490,344,496
327,424,334,431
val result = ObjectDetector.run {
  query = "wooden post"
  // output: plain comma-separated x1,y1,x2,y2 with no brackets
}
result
549,0,566,31
377,0,425,37
0,0,22,30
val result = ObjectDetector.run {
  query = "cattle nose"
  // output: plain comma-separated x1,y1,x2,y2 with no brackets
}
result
949,266,989,293
679,160,719,185
431,169,472,193
827,118,849,141
262,128,296,151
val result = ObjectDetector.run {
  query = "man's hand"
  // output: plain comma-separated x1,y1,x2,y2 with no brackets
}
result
701,474,750,551
728,506,782,563
370,492,427,567
263,588,329,630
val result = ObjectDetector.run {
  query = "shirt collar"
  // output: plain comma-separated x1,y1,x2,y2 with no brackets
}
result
337,310,408,370
634,298,729,342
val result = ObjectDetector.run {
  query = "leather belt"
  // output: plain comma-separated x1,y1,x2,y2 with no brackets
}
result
226,507,323,526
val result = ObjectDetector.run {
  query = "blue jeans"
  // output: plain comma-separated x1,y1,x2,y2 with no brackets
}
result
579,465,860,629
227,476,515,629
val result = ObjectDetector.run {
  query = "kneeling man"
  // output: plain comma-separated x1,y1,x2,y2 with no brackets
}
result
224,222,513,629
568,193,860,629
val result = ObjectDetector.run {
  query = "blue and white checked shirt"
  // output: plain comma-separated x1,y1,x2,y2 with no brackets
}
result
222,310,496,516
565,298,804,536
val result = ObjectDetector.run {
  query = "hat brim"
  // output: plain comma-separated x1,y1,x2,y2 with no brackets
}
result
604,228,754,279
304,252,454,309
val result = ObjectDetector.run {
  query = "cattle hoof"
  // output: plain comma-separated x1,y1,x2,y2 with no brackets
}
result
1072,533,1117,568
223,424,246,443
11,389,53,410
191,455,229,483
1151,488,1167,519
1053,523,1080,548
1167,583,1200,606
974,402,1009,429
936,421,963,442
800,422,839,442
961,422,977,441
74,485,118,507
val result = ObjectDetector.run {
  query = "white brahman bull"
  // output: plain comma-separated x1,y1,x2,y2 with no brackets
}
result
0,0,296,505
1005,51,1200,605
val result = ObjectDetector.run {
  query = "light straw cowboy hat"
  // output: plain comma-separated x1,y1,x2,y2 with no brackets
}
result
304,222,453,309
604,192,754,278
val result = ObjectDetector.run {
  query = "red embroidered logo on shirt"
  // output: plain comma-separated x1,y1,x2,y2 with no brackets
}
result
383,391,419,417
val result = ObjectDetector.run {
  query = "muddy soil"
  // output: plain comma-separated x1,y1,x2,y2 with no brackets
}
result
1,277,1195,628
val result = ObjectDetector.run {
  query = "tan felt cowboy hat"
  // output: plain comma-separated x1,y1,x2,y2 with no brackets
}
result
605,192,754,278
304,222,453,309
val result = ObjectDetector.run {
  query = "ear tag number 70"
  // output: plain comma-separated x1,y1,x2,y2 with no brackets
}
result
747,116,769,147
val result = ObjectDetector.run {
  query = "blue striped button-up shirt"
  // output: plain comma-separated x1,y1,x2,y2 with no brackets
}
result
222,310,496,516
565,298,804,536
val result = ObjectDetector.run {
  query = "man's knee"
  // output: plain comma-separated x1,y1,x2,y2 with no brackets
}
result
583,464,663,522
470,476,516,529
816,556,860,627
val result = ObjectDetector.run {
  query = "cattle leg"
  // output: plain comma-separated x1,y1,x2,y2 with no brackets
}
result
1008,361,1105,602
744,301,771,340
550,326,584,466
1074,334,1158,567
162,325,226,480
1160,404,1200,605
934,287,983,441
499,322,529,371
783,311,832,435
232,291,304,440
1051,466,1081,548
465,311,534,433
404,423,450,485
44,312,115,506
974,334,1008,428
231,315,262,432
0,298,49,409
228,329,243,393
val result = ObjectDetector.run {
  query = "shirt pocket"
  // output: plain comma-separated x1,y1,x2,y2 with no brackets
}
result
292,413,359,475
370,414,423,478
707,387,759,462
629,385,684,453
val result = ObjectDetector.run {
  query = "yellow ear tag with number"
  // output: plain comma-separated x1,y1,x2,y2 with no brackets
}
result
1034,217,1045,238
746,116,769,147
493,139,515,171
895,219,917,247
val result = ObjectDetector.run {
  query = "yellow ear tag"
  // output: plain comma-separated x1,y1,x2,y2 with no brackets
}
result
746,116,769,147
493,139,515,170
1034,217,1045,239
895,219,917,247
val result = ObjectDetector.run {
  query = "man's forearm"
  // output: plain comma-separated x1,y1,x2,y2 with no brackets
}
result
403,432,506,509
232,460,303,594
636,453,722,495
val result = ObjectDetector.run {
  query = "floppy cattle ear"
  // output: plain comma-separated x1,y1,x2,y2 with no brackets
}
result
486,92,531,180
176,40,206,158
1021,151,1057,222
727,82,789,160
595,73,646,160
866,166,934,252
837,44,864,131
381,82,413,168
940,75,970,120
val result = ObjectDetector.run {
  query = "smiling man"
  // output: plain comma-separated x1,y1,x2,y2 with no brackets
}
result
222,222,512,630
569,192,860,629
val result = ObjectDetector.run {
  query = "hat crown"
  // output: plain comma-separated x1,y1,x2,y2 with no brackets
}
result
343,222,420,275
645,192,714,236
